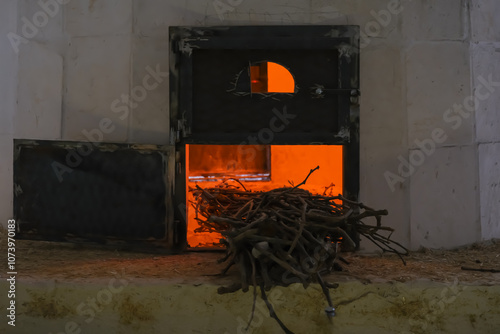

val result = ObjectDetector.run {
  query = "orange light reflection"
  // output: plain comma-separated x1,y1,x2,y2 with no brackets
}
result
186,145,343,248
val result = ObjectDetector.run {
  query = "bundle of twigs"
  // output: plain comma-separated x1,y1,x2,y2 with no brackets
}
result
190,166,407,333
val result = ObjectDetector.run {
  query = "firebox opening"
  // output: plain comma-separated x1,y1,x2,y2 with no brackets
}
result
250,61,295,93
186,144,343,248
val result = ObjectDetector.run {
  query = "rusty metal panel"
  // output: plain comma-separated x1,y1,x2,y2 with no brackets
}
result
13,140,178,250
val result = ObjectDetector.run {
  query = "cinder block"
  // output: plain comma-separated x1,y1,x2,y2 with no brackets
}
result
311,0,402,39
0,0,17,33
16,0,63,45
63,36,131,142
402,0,466,41
0,0,17,135
129,36,169,145
479,143,500,240
360,144,410,251
472,42,500,143
410,145,480,249
134,0,201,37
471,0,500,42
310,0,352,24
16,42,62,139
65,0,132,37
406,42,472,148
176,0,313,26
212,0,311,25
361,42,405,147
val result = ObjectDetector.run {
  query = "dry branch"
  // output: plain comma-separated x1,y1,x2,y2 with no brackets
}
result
190,166,408,333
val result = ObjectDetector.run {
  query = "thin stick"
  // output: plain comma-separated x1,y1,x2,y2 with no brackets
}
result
237,252,249,292
291,166,320,190
225,177,248,191
316,273,333,307
246,250,258,331
260,283,295,334
288,199,306,255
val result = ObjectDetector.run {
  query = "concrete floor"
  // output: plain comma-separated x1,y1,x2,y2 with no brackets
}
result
1,278,499,334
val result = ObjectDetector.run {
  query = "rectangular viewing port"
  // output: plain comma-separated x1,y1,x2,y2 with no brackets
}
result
186,144,343,248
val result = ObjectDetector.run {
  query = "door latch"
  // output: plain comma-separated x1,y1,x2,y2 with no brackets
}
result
310,84,360,105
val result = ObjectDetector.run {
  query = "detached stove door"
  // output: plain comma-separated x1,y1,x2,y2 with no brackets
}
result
13,139,182,251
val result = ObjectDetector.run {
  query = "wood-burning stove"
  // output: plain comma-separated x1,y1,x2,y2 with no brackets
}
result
13,25,359,252
169,26,360,249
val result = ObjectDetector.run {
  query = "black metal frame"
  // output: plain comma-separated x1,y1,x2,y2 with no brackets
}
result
170,26,360,249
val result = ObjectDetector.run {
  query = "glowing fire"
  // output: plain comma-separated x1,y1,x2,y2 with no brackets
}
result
250,62,295,93
186,145,343,248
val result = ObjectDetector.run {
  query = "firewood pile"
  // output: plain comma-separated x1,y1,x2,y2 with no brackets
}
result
190,167,408,333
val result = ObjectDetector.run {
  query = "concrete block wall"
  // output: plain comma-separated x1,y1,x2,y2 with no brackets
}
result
16,42,63,139
471,0,500,240
1,0,498,250
402,0,480,248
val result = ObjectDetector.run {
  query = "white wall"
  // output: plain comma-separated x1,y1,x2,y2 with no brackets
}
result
471,0,500,240
2,0,499,250
0,0,17,227
403,0,481,249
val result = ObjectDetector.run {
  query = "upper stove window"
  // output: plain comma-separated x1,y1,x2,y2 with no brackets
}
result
250,61,295,93
169,25,360,145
